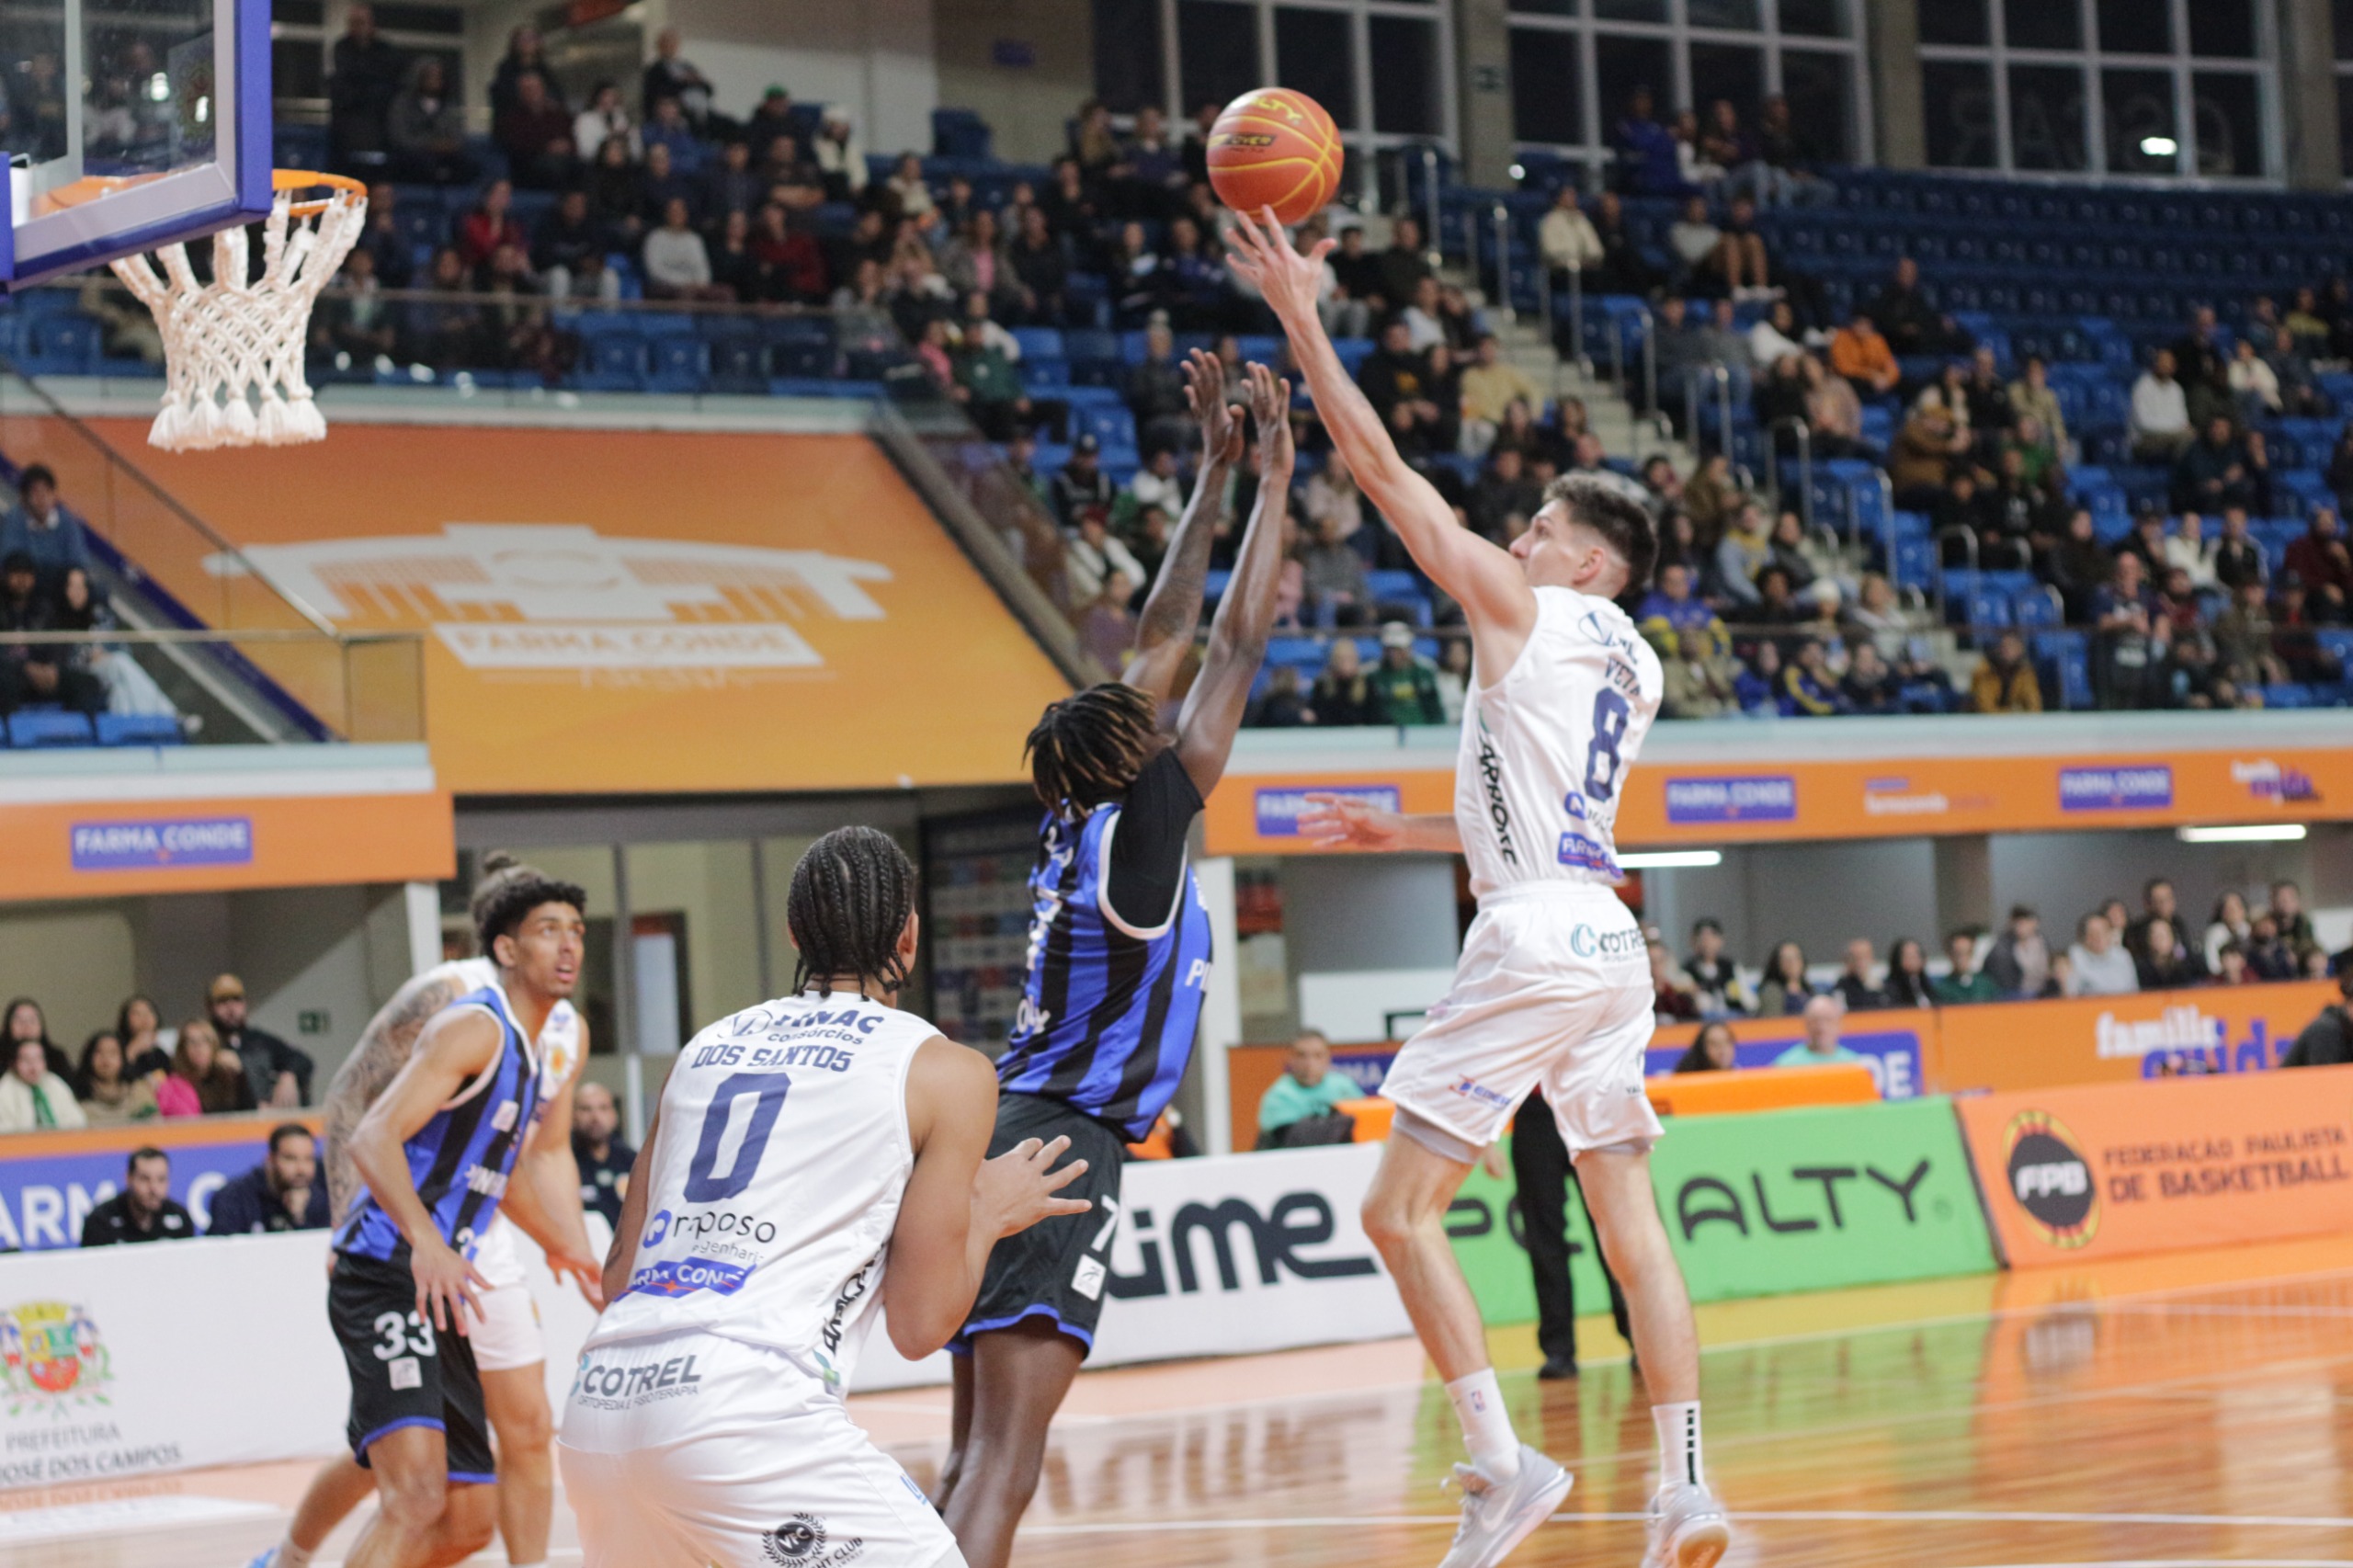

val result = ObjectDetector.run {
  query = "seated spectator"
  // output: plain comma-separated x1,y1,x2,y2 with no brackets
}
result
640,198,726,301
812,108,866,204
0,551,103,716
1470,446,1542,542
588,134,648,246
1588,191,1664,295
642,27,716,131
81,1147,194,1244
1830,311,1898,396
2131,350,2193,462
354,182,415,286
400,247,485,369
1683,920,1754,1015
1075,571,1137,678
2282,971,2353,1066
0,463,93,588
387,58,474,185
1969,631,2042,712
2212,941,2256,986
313,246,401,361
1933,930,1999,1004
1675,1021,1741,1072
1868,256,1969,357
326,5,402,175
1780,637,1849,715
1652,940,1700,1022
2245,912,2298,980
74,1030,155,1124
1889,394,1972,510
158,1018,255,1117
1669,197,1765,294
2173,415,2262,516
1884,938,1936,1008
1434,639,1471,721
2213,579,2287,690
1302,513,1373,626
2007,355,2069,457
1538,186,1604,285
210,973,310,1108
1063,507,1144,608
1756,940,1813,1016
571,1080,633,1226
2092,552,2172,710
1358,319,1448,456
529,189,608,302
1773,994,1861,1066
1835,938,1889,1011
1124,321,1192,453
642,94,703,174
2227,335,2280,422
494,70,575,189
2272,880,2320,956
750,203,828,304
208,1123,330,1233
2285,507,2353,619
1841,642,1899,713
1049,435,1116,528
1984,905,2052,997
950,293,1032,440
2066,914,2140,996
0,1035,83,1131
2134,918,2206,991
1613,86,1687,197
637,141,697,228
1748,299,1808,368
1310,637,1377,725
1803,355,1873,460
1368,621,1444,725
1256,1029,1360,1148
573,79,637,164
1247,663,1313,727
1458,335,1542,456
1713,502,1772,606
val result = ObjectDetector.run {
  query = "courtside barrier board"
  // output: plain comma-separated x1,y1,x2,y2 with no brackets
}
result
1954,1064,2353,1267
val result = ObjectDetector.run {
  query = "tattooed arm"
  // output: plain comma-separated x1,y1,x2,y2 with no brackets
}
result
321,967,466,1226
1122,347,1240,707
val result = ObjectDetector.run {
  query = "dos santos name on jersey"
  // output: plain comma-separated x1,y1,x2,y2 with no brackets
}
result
686,1006,881,1073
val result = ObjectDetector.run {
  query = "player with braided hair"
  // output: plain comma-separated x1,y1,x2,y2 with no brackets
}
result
558,827,1089,1568
934,352,1297,1568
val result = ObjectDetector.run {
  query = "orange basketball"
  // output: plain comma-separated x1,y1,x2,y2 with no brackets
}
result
1206,87,1343,227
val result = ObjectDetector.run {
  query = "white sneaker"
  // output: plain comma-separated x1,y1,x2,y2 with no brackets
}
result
1643,1482,1732,1568
1434,1444,1572,1568
243,1551,278,1568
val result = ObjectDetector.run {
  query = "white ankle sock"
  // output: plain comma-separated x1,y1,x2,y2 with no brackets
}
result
1446,1368,1521,1480
1654,1401,1703,1488
275,1541,315,1568
509,1561,549,1568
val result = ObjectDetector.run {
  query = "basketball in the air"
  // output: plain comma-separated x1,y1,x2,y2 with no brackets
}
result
1207,87,1342,226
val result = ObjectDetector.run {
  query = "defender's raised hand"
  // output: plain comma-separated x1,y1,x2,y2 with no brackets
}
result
1245,360,1294,478
1183,346,1244,464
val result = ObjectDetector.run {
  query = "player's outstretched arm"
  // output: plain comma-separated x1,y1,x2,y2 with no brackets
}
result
882,1037,1091,1360
346,1008,504,1333
1170,360,1294,799
1123,347,1239,705
1223,209,1537,651
1297,790,1463,853
319,967,468,1227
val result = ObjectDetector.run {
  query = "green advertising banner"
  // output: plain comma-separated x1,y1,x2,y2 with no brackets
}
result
1447,1097,1995,1315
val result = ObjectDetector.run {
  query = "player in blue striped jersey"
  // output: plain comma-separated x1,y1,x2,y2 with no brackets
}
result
326,866,593,1568
935,353,1294,1568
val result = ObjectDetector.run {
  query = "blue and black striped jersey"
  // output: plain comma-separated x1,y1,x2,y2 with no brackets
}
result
335,983,542,1265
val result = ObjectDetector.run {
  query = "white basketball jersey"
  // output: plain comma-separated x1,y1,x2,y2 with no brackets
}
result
584,991,930,1387
441,958,584,1289
1455,585,1663,902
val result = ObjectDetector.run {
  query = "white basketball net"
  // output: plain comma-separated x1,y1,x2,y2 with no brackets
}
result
108,186,368,451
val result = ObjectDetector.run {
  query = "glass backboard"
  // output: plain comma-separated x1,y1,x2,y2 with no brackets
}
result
0,0,269,286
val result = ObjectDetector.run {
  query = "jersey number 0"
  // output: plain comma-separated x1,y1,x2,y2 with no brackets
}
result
684,1071,793,1202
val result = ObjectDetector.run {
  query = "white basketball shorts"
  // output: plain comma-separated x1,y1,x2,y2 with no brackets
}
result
558,1331,962,1568
465,1219,544,1373
1380,881,1665,1157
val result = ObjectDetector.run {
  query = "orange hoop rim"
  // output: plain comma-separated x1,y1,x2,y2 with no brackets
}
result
274,168,368,218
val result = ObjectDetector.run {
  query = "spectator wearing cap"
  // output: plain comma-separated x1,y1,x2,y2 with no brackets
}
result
1368,623,1445,725
1933,930,2000,1005
81,1147,194,1244
209,974,313,1108
0,465,93,589
1049,434,1116,528
208,1123,330,1233
0,1034,84,1131
1772,994,1862,1066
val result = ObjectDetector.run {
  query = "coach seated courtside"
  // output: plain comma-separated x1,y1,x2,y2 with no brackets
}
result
209,1124,331,1233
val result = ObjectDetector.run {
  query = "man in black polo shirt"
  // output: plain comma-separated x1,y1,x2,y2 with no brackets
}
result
570,1080,633,1228
81,1147,195,1245
206,1123,330,1233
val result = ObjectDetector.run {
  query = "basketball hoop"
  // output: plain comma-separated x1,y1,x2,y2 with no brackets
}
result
108,170,368,451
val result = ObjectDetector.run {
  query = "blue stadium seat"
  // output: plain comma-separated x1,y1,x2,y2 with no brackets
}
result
578,333,647,392
95,713,183,746
23,313,98,375
7,709,95,747
647,335,708,393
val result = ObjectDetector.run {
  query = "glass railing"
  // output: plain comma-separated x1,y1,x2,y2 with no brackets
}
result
0,628,424,744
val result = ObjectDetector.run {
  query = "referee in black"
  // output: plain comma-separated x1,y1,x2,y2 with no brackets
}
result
1513,1086,1633,1379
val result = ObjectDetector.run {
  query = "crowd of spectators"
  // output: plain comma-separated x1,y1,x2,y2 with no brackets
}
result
1644,877,2345,1030
0,974,314,1133
0,466,183,725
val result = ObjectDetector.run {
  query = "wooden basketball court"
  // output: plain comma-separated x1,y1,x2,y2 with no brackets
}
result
7,1233,2350,1567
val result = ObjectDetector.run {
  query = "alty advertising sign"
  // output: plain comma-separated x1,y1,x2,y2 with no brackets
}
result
1955,1064,2353,1267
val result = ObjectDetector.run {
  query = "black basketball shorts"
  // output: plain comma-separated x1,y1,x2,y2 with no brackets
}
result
328,1250,496,1482
951,1092,1131,1359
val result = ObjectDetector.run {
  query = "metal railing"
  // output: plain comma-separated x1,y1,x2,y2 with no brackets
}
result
1765,415,1815,533
1489,202,1514,326
1684,364,1732,457
1419,147,1444,271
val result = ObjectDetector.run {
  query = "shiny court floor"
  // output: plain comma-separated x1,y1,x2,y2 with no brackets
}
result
10,1233,2353,1568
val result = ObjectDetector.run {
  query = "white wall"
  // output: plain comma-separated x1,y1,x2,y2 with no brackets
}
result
662,0,939,156
1646,838,1942,970
0,903,139,1051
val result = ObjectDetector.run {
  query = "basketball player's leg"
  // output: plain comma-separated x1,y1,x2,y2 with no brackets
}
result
342,1427,497,1568
1572,1149,1696,1403
1358,1131,1487,1379
479,1363,554,1567
250,1453,374,1565
939,1320,1085,1568
933,1347,978,1509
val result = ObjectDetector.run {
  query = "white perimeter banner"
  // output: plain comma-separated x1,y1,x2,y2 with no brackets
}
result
0,1144,1408,1483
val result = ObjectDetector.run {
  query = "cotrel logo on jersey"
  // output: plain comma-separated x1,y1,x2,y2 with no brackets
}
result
2002,1109,2099,1248
207,524,892,674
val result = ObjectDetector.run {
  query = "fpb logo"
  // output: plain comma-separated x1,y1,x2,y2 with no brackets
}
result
2003,1109,2098,1248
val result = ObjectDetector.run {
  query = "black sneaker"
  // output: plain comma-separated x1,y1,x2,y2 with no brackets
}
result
1536,1356,1579,1381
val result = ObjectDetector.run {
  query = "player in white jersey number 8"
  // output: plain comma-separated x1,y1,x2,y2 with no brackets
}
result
1227,207,1730,1568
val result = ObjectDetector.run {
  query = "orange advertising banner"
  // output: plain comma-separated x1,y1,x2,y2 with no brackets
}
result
1954,1065,2353,1267
1935,980,2337,1093
1206,749,2352,855
10,421,1073,796
0,790,455,900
